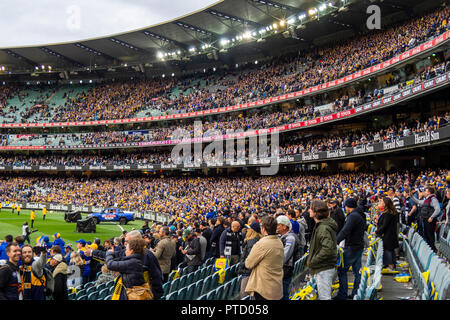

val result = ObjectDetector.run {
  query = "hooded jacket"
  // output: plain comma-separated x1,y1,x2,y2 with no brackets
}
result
307,217,338,275
52,261,68,300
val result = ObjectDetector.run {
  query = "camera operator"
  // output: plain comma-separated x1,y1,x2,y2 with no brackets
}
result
19,245,48,300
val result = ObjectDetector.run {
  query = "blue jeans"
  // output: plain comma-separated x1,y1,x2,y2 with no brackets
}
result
336,247,363,299
281,276,292,300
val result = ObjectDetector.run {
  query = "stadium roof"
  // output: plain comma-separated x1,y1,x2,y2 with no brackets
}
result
0,0,445,79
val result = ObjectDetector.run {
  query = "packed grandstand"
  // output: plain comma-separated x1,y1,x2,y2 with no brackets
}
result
0,0,449,303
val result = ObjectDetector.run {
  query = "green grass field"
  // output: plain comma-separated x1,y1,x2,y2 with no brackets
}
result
0,208,147,247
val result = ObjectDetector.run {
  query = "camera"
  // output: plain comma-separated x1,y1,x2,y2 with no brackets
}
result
33,246,47,255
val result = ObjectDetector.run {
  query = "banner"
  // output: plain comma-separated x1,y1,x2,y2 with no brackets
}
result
0,126,448,171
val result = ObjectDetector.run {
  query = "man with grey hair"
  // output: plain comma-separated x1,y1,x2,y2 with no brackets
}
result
151,227,176,283
277,215,301,300
89,229,164,299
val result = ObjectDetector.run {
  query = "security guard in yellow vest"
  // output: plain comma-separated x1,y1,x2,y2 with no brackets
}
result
42,207,47,220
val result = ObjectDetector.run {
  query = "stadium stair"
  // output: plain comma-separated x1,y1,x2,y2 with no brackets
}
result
401,224,450,300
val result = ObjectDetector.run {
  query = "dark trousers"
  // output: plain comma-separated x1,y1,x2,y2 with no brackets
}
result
281,276,292,300
423,218,437,252
252,292,267,300
336,247,363,299
31,220,34,228
163,273,169,283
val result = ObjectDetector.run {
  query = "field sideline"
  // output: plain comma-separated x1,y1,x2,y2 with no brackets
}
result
0,208,147,247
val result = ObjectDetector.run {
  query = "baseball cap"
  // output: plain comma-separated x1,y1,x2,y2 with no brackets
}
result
53,233,60,239
276,215,292,231
51,254,63,262
182,227,193,238
76,239,86,246
249,222,261,234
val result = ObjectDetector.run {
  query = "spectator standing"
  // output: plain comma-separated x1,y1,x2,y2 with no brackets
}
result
374,197,399,270
210,217,225,258
287,210,300,235
0,235,13,262
238,222,261,299
329,199,346,234
180,227,202,273
106,238,150,300
75,239,91,285
277,215,301,300
411,186,441,252
402,188,417,226
306,200,338,300
335,197,366,300
245,216,284,300
151,226,176,283
194,228,207,263
19,244,47,300
0,243,22,300
49,254,68,300
200,221,212,261
219,221,243,266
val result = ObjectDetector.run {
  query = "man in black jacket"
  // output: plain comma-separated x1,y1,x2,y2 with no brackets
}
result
210,217,225,258
200,221,212,261
180,227,202,273
334,197,366,300
89,230,164,300
328,199,346,234
0,243,22,300
219,221,243,266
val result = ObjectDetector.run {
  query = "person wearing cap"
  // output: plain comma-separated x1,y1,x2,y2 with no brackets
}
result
237,222,261,299
52,233,65,253
306,200,338,300
277,215,301,300
49,253,68,300
334,197,366,300
194,228,207,263
75,239,91,285
328,199,345,234
180,227,202,273
64,245,73,265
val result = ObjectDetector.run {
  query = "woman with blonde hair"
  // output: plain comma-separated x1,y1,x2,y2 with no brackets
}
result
237,222,262,299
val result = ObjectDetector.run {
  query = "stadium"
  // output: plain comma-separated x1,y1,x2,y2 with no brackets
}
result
0,0,449,305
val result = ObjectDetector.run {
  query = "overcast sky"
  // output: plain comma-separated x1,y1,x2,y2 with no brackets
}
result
0,0,218,47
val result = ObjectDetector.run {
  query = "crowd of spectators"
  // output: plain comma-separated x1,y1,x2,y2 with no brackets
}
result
0,168,449,300
0,111,446,167
0,6,448,124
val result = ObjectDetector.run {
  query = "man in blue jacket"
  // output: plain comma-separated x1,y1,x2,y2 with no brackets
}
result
334,197,366,300
0,235,13,261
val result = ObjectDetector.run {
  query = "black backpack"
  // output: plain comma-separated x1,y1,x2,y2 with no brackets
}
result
281,233,301,278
